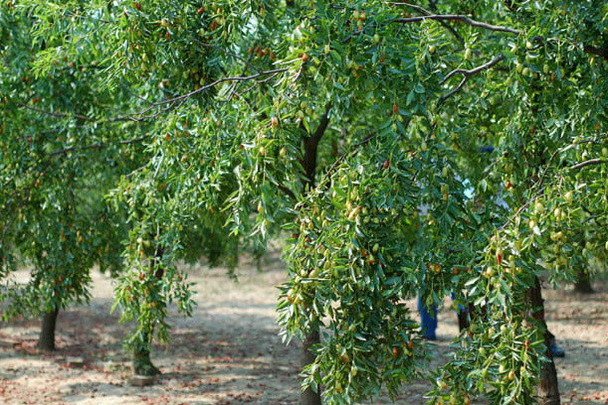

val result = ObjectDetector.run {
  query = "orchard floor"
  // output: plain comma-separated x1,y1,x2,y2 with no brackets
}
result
1,255,607,405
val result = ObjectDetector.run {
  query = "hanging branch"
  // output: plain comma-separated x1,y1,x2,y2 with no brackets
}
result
127,67,290,120
14,67,290,124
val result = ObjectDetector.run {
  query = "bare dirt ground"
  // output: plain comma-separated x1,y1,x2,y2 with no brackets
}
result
1,254,607,405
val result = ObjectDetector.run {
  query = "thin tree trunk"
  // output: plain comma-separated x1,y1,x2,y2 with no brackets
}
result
131,245,164,376
301,329,322,405
528,276,560,405
573,268,594,294
38,307,59,351
297,106,330,405
132,331,161,376
457,307,470,331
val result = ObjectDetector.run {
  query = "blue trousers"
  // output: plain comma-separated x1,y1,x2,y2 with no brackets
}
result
417,296,437,340
418,293,465,340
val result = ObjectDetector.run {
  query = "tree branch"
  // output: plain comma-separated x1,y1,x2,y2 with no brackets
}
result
390,2,464,45
570,158,608,171
47,135,148,157
16,102,95,122
16,68,290,124
392,14,522,35
301,104,332,189
128,68,289,120
439,54,505,105
583,44,608,60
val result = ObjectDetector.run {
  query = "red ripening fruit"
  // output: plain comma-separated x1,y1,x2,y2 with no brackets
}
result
392,347,399,358
505,181,513,190
453,268,460,276
496,253,503,265
392,103,399,114
301,53,309,62
197,6,205,15
407,340,414,350
133,2,142,10
382,159,390,170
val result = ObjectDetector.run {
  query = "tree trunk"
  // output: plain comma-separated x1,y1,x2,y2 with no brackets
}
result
132,339,161,376
528,276,560,405
301,329,322,405
131,245,164,376
297,108,330,405
457,307,470,331
573,268,594,294
38,307,59,351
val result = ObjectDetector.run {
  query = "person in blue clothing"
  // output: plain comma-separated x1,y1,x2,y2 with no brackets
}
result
417,296,565,357
417,145,565,358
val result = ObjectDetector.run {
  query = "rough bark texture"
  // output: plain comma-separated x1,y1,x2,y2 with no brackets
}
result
574,268,594,294
528,276,561,405
300,329,322,405
38,308,59,351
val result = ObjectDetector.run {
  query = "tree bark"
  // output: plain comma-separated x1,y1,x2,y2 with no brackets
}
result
131,245,164,376
297,107,330,405
38,307,59,351
573,268,594,294
300,329,322,405
528,276,560,405
132,331,161,376
457,306,470,331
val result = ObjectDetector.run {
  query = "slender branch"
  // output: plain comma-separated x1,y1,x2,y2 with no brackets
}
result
17,102,95,122
498,187,546,231
392,14,522,35
441,54,505,84
47,135,148,157
439,54,505,105
278,184,297,201
128,68,289,119
390,2,464,45
583,44,608,60
15,67,290,125
570,158,608,171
